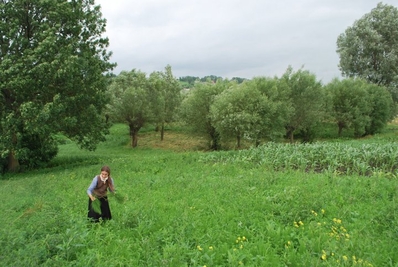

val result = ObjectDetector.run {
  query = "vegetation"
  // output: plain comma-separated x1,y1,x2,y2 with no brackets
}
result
179,79,231,150
180,66,393,151
0,123,397,266
107,66,181,147
336,3,398,104
107,69,153,147
325,78,393,137
1,4,398,265
0,0,114,172
280,67,325,143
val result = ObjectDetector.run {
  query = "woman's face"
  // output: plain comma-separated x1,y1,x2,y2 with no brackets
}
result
101,171,109,178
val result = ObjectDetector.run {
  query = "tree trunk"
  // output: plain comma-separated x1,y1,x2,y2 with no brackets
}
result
160,122,164,141
289,131,294,143
7,150,20,172
7,132,20,172
337,122,344,137
132,132,138,147
286,126,295,143
236,135,241,149
129,125,139,148
210,129,221,150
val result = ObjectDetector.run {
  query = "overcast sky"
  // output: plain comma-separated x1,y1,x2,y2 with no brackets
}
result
95,0,397,84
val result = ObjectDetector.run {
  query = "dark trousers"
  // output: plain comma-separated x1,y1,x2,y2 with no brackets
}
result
87,196,112,222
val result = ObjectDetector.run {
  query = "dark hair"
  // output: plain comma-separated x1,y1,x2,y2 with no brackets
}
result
101,165,111,176
100,165,114,191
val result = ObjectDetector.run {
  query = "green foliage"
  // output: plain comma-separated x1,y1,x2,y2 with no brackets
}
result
325,78,392,137
0,124,397,266
91,199,101,213
337,2,398,104
179,79,231,150
249,76,293,140
0,0,115,171
210,82,281,148
18,133,58,169
178,76,199,88
107,69,152,147
366,83,394,134
280,66,326,142
201,141,398,176
149,65,182,140
108,66,181,146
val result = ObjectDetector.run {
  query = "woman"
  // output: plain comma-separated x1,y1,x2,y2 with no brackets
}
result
87,165,115,222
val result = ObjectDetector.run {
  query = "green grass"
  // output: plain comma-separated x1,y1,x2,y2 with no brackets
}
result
0,123,397,266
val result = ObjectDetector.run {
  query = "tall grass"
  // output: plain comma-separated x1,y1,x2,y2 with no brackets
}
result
0,124,397,266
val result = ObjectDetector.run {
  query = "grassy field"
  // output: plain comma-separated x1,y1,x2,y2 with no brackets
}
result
0,123,397,266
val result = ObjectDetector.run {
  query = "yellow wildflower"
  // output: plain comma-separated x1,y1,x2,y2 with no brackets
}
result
197,245,203,251
333,218,342,224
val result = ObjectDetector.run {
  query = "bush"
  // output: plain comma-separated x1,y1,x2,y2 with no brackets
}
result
18,133,58,169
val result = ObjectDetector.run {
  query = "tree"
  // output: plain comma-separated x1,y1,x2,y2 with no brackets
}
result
150,65,181,141
0,0,114,171
280,67,325,143
178,76,199,88
336,3,398,107
179,79,229,150
249,76,292,141
210,82,277,148
107,70,152,148
325,78,372,137
365,83,393,135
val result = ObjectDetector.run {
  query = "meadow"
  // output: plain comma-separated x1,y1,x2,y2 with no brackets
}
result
0,123,397,267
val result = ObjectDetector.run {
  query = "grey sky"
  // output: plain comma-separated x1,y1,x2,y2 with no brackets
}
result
95,0,397,84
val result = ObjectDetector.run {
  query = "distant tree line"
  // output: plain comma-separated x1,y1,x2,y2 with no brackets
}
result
179,75,247,88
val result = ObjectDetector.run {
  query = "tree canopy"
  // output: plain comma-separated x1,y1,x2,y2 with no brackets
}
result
280,67,325,143
0,0,114,172
179,79,230,150
337,2,398,105
107,69,151,148
326,78,393,137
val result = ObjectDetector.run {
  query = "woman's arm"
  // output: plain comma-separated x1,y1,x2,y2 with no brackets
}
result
87,177,97,200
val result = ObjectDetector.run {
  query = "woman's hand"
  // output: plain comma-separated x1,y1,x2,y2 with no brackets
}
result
89,195,96,201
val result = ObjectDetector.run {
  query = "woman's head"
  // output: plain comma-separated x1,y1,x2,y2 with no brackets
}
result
101,165,111,177
100,165,114,191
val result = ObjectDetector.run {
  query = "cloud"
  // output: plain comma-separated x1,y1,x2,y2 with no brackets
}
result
96,0,397,83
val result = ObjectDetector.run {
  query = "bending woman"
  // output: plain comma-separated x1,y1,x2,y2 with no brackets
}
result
87,165,115,222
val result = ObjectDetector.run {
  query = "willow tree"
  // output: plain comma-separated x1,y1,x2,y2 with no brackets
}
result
0,0,115,172
149,65,181,141
337,3,398,108
179,79,230,150
280,67,325,143
107,70,152,148
325,78,392,137
210,82,280,148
